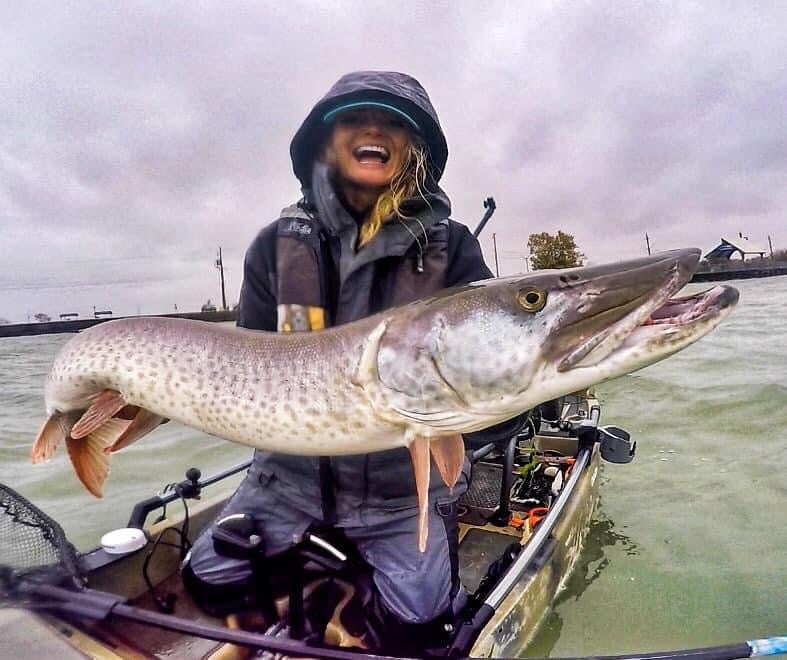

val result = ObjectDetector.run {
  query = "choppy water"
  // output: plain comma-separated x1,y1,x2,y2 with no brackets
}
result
1,278,785,657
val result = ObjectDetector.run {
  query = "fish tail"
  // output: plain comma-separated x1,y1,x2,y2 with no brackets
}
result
65,417,132,497
31,411,76,463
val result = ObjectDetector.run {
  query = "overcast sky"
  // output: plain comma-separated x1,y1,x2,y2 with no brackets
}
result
1,1,785,323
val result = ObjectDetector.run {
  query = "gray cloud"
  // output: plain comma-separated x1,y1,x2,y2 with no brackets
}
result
1,1,785,321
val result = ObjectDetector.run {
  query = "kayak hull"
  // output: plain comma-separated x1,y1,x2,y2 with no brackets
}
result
11,394,603,658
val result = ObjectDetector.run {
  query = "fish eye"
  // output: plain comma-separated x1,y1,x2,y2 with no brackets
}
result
516,286,547,312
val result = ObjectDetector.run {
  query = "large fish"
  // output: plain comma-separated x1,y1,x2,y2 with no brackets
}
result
31,248,738,550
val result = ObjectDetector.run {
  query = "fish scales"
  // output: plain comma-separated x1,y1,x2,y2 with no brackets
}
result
46,316,405,455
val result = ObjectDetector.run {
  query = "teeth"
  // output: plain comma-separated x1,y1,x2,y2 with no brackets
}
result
354,145,389,158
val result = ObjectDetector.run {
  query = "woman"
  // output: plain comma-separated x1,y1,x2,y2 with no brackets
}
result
183,71,518,652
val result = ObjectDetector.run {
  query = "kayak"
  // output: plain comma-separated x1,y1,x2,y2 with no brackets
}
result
1,392,631,658
4,391,783,660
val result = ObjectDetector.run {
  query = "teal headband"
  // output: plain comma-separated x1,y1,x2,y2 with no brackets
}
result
322,101,420,131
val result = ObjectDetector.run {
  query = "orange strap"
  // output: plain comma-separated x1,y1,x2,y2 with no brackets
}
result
528,506,550,530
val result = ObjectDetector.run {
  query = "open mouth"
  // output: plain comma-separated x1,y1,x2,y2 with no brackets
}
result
561,281,740,371
598,285,739,366
622,284,739,347
643,286,738,327
353,145,390,164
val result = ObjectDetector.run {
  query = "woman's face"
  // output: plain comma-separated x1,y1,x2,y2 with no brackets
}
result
323,108,411,194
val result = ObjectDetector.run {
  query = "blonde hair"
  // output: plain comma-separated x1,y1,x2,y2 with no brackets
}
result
357,141,430,247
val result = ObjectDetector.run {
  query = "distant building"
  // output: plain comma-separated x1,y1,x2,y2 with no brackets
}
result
704,235,767,262
201,299,218,312
59,312,79,320
34,313,52,323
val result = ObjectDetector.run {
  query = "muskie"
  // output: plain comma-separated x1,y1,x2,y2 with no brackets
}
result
32,249,738,550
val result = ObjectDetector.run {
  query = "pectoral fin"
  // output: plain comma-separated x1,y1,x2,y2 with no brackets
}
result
429,434,465,493
407,435,431,553
70,389,128,439
107,408,167,453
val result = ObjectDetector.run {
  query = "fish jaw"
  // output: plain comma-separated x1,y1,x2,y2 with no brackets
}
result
575,284,740,378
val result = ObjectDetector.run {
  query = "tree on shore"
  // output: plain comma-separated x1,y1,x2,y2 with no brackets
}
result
527,231,585,270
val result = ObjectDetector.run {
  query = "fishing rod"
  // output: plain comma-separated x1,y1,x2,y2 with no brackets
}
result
472,197,497,238
5,580,784,660
6,580,405,660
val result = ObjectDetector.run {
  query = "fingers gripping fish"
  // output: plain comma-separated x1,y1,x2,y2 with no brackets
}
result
31,249,739,552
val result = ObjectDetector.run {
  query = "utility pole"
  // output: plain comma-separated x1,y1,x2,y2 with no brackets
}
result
215,247,228,311
492,233,500,277
645,233,652,255
768,235,774,258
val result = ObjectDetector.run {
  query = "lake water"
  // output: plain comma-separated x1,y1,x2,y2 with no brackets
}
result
1,277,785,657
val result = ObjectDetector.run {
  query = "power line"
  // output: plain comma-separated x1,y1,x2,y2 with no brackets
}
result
0,274,200,293
59,250,210,265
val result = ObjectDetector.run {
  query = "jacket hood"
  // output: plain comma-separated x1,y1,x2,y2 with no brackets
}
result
290,71,449,187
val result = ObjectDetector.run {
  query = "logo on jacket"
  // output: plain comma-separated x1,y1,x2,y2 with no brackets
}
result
284,219,313,236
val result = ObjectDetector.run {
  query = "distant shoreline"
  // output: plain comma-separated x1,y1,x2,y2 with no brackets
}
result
4,265,786,338
0,310,236,339
691,266,787,282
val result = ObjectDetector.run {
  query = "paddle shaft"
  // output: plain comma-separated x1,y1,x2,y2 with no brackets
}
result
21,583,782,660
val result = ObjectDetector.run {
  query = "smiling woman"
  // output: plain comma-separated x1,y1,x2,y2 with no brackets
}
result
178,70,527,655
324,108,411,188
320,106,427,247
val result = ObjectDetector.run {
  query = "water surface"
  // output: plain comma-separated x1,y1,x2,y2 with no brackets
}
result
1,278,785,656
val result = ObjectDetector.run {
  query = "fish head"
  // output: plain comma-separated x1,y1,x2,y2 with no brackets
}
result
370,248,739,433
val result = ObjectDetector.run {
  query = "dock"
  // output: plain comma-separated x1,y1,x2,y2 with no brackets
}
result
691,265,787,282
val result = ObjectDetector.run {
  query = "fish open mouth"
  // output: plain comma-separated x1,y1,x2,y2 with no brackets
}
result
560,279,740,372
644,286,738,326
594,284,739,367
623,284,739,343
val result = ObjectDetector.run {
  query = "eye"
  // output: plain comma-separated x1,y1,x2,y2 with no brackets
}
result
387,117,405,129
516,286,547,312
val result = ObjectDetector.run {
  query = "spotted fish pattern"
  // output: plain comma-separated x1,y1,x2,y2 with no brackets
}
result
30,249,739,551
